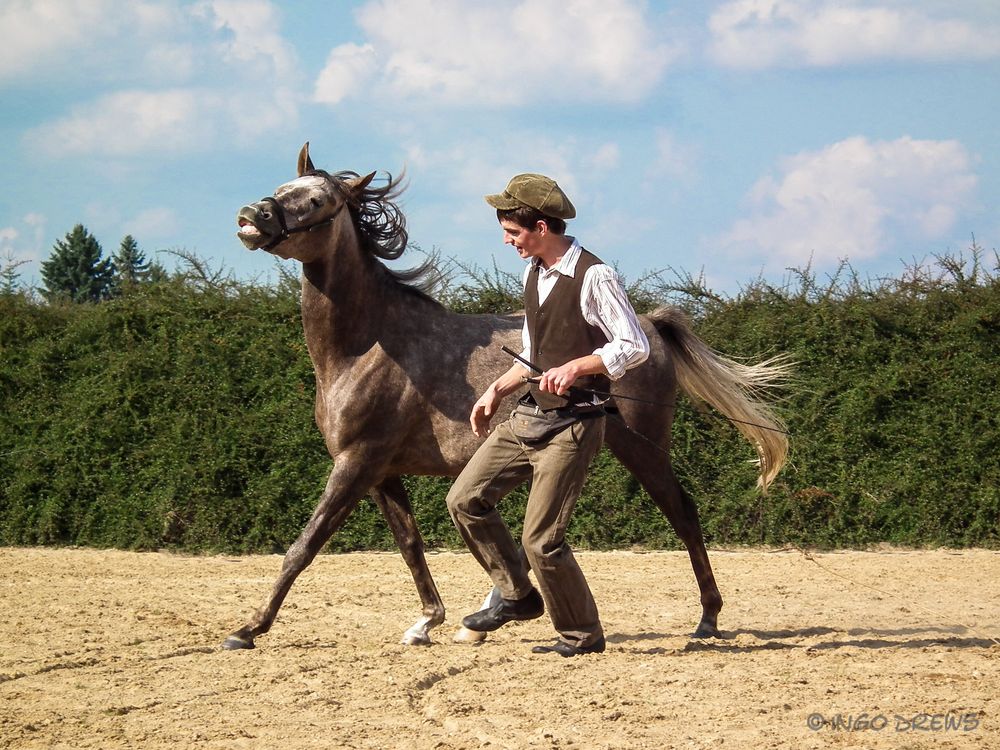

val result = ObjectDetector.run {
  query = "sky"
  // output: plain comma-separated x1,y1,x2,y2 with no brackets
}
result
2,0,999,295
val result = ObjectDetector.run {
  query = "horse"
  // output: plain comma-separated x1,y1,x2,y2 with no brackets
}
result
223,143,790,650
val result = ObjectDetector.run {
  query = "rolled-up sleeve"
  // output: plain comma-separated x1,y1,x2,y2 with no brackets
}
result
583,265,649,380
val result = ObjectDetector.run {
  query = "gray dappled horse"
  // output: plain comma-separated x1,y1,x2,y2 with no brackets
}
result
223,143,789,650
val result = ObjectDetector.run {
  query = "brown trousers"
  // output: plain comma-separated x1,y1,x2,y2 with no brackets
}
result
446,415,605,647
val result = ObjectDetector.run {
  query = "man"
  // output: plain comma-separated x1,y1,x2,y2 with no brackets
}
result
446,173,649,657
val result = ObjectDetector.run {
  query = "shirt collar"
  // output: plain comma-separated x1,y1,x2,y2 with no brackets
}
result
532,236,581,278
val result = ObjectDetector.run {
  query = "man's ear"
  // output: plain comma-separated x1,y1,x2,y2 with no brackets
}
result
535,220,548,235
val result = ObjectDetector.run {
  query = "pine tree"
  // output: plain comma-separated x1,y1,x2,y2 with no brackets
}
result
147,261,170,284
40,224,114,303
110,235,151,295
109,235,170,295
0,250,29,295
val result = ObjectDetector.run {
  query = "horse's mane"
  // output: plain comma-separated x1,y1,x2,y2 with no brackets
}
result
316,169,443,303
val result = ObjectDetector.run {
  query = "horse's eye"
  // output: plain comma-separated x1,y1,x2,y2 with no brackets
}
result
310,197,322,208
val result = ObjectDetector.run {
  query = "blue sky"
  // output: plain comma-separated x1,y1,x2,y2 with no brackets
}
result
2,0,998,294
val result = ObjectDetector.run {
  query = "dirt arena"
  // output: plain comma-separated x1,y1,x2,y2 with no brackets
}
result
1,547,996,749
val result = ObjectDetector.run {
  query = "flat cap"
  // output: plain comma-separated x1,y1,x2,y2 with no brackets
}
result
484,173,576,220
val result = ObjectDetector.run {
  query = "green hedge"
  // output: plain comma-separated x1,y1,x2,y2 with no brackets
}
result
1,258,997,552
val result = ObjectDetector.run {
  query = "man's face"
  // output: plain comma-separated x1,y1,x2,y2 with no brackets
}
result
499,219,545,261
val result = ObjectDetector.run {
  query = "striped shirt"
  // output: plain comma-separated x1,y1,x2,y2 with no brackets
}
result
520,238,650,380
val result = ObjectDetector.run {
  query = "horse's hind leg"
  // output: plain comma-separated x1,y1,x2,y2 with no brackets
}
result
608,425,723,638
665,477,723,638
370,477,445,645
221,460,375,650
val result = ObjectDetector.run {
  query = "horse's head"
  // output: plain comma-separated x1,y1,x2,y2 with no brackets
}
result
237,143,375,261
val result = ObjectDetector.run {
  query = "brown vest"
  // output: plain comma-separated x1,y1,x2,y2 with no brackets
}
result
524,249,611,410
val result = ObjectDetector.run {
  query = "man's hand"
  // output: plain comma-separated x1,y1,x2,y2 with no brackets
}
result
537,355,607,396
537,364,580,396
470,387,502,437
469,363,531,437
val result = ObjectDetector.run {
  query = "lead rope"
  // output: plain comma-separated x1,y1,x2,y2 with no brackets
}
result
502,345,791,437
502,346,997,645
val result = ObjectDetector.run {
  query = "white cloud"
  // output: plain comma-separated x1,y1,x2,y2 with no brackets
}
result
26,84,296,158
142,42,201,81
26,89,218,157
194,0,298,78
314,43,378,105
318,0,678,106
708,0,1000,69
0,0,112,81
20,0,301,158
652,130,698,181
0,1,198,84
716,136,978,265
122,207,180,241
589,143,621,172
403,133,586,208
0,0,301,88
0,213,48,267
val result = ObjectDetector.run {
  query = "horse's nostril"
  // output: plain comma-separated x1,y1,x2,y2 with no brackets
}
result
261,211,272,219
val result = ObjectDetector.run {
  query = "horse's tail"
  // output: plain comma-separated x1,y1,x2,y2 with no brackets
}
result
647,306,792,492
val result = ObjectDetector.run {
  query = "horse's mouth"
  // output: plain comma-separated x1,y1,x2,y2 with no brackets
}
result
236,207,269,250
238,218,261,239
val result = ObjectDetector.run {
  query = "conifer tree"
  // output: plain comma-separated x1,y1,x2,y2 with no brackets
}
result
147,261,169,284
111,235,151,295
0,250,29,295
40,224,113,303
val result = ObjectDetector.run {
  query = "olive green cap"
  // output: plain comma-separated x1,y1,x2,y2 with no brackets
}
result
485,173,576,220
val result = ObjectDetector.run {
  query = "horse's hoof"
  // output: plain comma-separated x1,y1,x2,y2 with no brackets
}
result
221,635,256,650
401,632,432,646
691,622,721,639
453,626,488,644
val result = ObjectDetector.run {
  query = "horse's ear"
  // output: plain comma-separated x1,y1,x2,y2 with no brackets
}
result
347,171,377,195
297,142,315,176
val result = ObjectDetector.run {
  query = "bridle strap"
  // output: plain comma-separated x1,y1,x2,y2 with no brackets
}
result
256,197,288,251
256,174,348,251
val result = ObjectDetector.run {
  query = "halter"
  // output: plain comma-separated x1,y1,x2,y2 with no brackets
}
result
256,172,348,252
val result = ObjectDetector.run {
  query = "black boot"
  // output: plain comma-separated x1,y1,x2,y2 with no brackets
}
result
461,588,545,632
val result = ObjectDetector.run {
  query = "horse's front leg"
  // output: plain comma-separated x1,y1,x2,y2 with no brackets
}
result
371,477,446,645
221,458,378,650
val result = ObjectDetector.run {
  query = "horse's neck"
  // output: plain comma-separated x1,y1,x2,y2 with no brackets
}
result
299,229,386,369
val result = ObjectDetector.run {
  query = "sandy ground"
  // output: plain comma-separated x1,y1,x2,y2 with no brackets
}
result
1,547,997,749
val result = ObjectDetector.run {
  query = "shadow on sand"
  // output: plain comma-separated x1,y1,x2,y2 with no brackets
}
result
600,625,998,654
